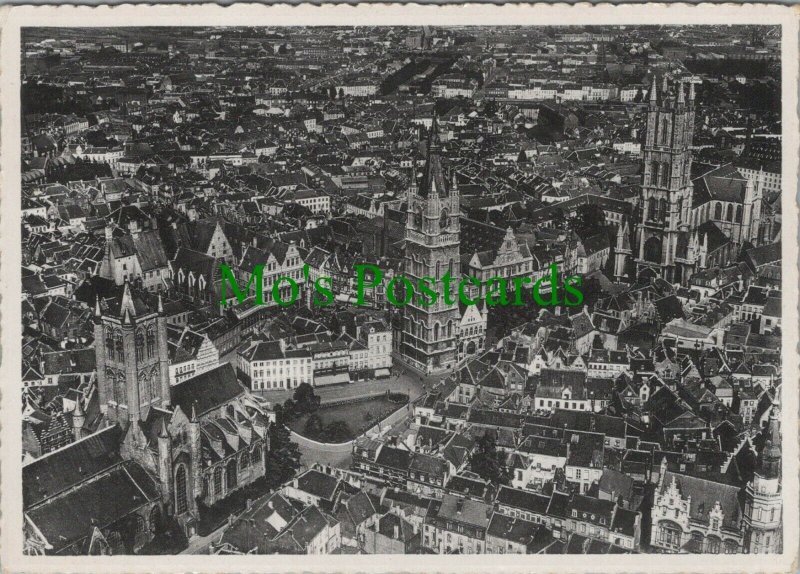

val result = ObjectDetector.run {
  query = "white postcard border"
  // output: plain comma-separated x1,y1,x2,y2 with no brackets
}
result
1,4,797,573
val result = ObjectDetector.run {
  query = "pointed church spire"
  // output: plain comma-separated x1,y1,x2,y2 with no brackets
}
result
418,111,448,199
617,219,631,251
191,403,198,423
158,416,170,439
157,292,164,314
120,280,136,321
428,111,441,152
94,295,102,317
677,81,685,105
688,81,695,102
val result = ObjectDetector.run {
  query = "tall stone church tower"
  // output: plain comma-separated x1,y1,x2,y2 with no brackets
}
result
636,76,697,284
398,117,462,375
94,281,171,427
743,404,783,554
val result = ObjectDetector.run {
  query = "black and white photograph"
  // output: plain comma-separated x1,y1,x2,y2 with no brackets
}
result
2,5,798,572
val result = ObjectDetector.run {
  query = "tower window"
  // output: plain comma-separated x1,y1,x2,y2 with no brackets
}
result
147,325,156,359
115,333,124,362
660,117,670,145
105,328,115,357
135,330,145,362
661,163,671,188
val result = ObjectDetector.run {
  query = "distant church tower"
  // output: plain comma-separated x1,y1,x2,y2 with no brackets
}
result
94,282,171,426
636,76,696,284
743,404,783,554
397,116,462,375
614,218,632,281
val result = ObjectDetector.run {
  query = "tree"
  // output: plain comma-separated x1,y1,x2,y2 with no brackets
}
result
267,423,302,485
282,398,297,421
329,86,336,100
303,413,324,437
470,433,510,485
550,209,567,230
572,203,606,235
292,383,320,415
322,421,352,443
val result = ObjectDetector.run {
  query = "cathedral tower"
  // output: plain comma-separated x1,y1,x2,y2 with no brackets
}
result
636,76,696,284
94,282,171,427
614,218,632,281
743,404,783,554
398,116,462,374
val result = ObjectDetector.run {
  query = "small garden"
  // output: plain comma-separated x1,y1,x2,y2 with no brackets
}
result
287,390,409,443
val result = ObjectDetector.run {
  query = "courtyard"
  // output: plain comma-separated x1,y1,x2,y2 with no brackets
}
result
288,393,409,443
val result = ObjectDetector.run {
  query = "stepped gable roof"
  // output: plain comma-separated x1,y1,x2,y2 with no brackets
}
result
660,471,742,530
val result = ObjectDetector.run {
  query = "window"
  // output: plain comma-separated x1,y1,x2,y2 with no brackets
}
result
115,333,124,362
658,522,681,549
226,459,238,490
135,330,145,362
175,464,188,514
707,536,721,554
146,326,156,359
213,466,223,496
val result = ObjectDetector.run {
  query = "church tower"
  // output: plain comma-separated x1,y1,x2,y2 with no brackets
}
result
636,76,696,284
743,404,783,554
94,282,171,427
614,218,632,281
398,116,462,375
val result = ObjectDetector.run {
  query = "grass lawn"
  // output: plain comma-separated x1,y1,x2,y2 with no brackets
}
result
288,395,408,443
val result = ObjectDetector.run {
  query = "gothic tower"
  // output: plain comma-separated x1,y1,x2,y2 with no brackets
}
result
636,76,696,285
94,281,171,427
743,404,783,554
614,218,632,281
398,116,462,375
